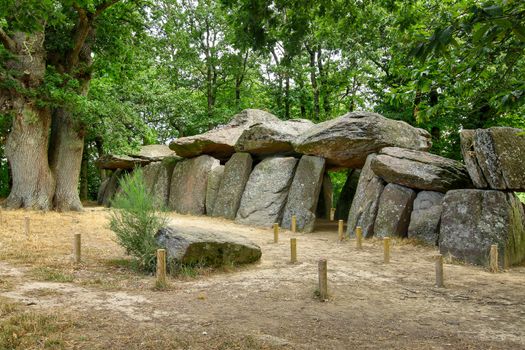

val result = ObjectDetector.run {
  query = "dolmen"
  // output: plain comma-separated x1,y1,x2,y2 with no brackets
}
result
96,110,525,268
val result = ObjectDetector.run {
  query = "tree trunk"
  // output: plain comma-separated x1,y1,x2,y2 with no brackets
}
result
2,31,55,210
284,74,290,119
5,101,55,210
308,48,320,121
79,141,88,201
47,108,85,211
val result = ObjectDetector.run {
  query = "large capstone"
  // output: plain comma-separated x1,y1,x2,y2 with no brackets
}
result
346,154,385,238
293,112,431,168
235,119,313,156
439,190,525,267
95,145,178,170
169,109,281,160
205,164,224,215
407,191,444,245
168,155,220,215
335,169,361,220
374,183,416,238
212,153,253,219
460,127,525,191
236,157,298,227
156,223,262,266
371,147,471,192
282,155,325,232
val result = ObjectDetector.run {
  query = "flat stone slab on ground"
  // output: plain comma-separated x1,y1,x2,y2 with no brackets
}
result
156,223,262,266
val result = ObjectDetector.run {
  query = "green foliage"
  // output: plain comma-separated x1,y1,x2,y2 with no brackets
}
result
329,170,348,208
109,169,167,273
517,193,525,204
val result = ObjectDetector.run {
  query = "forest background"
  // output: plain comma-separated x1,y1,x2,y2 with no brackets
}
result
0,0,524,207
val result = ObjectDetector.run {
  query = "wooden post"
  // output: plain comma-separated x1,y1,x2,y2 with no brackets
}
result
156,249,167,288
318,259,328,300
330,208,336,221
24,216,30,238
356,226,363,249
435,254,444,288
383,237,390,263
291,215,297,233
338,220,344,241
273,223,279,243
73,233,81,264
490,244,498,273
290,238,297,263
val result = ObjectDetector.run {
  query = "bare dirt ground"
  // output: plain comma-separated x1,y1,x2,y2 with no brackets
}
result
0,205,524,349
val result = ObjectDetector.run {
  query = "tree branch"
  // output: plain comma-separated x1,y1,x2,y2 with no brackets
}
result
95,0,120,17
0,28,17,53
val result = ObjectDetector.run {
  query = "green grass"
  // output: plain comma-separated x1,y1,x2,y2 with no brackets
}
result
30,267,75,283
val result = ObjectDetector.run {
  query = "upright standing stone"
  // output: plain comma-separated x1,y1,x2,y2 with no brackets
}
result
460,127,525,191
153,159,178,208
346,154,385,238
374,183,416,238
212,153,253,219
169,155,220,215
408,191,444,245
335,169,361,220
439,190,525,267
316,174,334,220
282,155,325,232
236,157,298,227
205,165,224,215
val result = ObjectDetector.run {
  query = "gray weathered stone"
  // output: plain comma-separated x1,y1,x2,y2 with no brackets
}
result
95,154,149,170
371,147,471,192
169,109,281,160
97,178,110,205
156,223,262,266
346,154,385,238
293,111,432,168
374,184,416,238
168,155,220,215
335,169,361,220
205,165,224,215
460,130,488,188
212,153,253,219
439,190,525,267
97,169,126,207
95,145,179,170
130,144,177,161
235,119,313,156
282,155,325,232
407,191,444,245
236,157,298,227
460,127,525,191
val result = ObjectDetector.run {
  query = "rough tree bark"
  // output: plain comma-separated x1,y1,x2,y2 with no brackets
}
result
1,31,56,210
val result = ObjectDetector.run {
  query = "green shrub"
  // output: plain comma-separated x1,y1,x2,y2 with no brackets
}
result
109,169,167,272
517,192,525,204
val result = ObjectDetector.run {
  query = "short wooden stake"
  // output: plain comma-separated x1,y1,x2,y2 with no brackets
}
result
383,237,390,263
156,249,167,288
273,223,279,243
24,216,30,238
73,233,81,264
356,226,363,249
291,215,297,233
490,244,498,273
338,220,344,241
290,238,297,263
435,254,444,288
330,207,336,221
318,259,328,300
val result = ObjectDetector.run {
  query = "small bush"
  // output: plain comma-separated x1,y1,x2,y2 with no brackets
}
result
109,169,167,273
